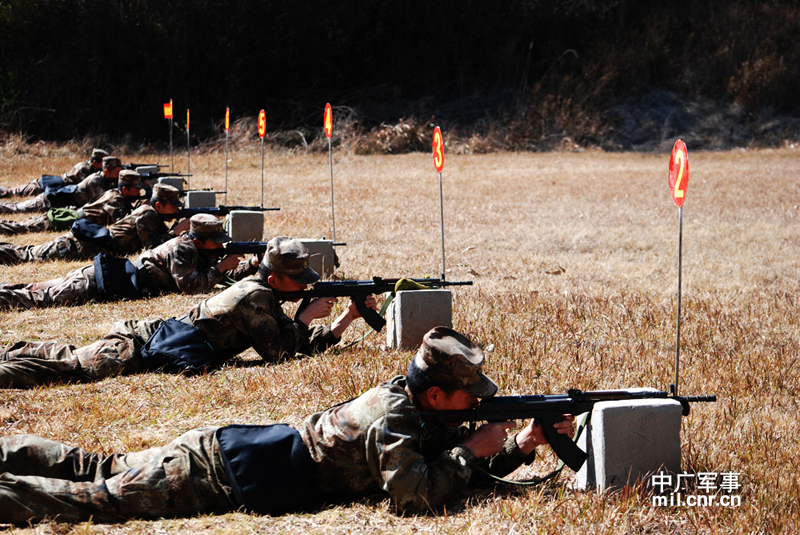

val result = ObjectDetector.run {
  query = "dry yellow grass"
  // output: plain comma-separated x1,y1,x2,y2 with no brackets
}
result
0,141,798,534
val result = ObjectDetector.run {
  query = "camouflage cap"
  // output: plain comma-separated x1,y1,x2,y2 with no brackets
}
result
265,236,320,284
413,326,498,398
152,183,183,207
118,169,145,188
91,148,109,160
189,213,230,243
102,156,122,170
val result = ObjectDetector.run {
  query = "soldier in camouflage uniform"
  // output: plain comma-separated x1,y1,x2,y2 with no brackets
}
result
0,214,253,311
0,236,371,387
0,148,108,198
0,166,142,236
0,156,122,214
0,171,141,236
0,180,187,265
0,326,574,523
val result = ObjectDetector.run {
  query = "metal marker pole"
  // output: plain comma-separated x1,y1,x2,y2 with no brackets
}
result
224,130,229,205
328,136,336,244
438,171,446,281
674,205,684,395
260,137,265,208
186,122,191,189
169,118,174,173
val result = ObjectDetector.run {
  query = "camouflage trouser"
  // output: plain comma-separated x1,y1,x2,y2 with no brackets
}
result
0,235,99,265
0,264,98,310
0,427,238,524
0,179,43,198
0,194,50,214
0,318,163,388
0,214,52,235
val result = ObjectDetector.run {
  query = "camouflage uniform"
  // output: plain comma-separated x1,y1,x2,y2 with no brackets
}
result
0,275,337,387
0,188,134,236
0,233,257,311
0,428,236,523
0,376,535,522
0,171,110,214
0,158,97,198
134,234,255,296
0,205,174,265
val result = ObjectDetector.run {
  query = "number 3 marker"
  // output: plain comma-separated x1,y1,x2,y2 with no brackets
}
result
669,139,689,207
432,127,444,173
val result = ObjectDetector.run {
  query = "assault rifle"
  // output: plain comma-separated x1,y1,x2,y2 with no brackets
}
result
275,277,473,332
178,205,280,218
123,163,167,170
423,388,717,471
222,241,269,255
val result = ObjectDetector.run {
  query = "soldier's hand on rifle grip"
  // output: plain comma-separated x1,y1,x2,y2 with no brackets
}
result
296,297,338,326
462,421,516,458
346,294,378,319
216,253,245,272
515,415,575,456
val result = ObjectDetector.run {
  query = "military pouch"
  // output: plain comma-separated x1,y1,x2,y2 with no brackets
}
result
140,317,228,373
216,424,318,514
72,218,114,249
44,183,79,208
46,208,81,231
93,252,142,301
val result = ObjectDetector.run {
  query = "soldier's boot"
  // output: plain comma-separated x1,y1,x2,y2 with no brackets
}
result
0,196,48,214
0,180,42,198
0,341,87,388
0,244,25,265
0,215,52,235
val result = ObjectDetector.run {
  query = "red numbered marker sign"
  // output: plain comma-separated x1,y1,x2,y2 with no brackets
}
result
668,139,689,207
163,99,173,119
324,103,333,139
225,107,230,132
432,126,444,173
258,109,266,139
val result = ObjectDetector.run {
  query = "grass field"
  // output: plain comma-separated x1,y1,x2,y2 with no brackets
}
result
0,141,798,533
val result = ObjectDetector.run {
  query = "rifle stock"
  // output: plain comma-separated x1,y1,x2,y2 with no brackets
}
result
275,277,473,332
423,389,716,471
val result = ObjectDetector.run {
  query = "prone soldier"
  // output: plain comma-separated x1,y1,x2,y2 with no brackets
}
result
0,148,108,198
0,180,187,264
0,326,574,522
0,156,122,215
0,167,146,236
0,213,255,311
0,236,375,387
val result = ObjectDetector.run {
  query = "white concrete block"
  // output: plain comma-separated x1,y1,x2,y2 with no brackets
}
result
157,176,186,191
386,289,452,349
575,394,683,492
297,240,337,279
224,210,264,242
185,191,217,208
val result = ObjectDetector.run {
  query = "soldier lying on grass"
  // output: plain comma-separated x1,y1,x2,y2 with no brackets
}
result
0,177,186,264
0,148,108,198
0,326,574,523
0,213,248,311
0,236,375,388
